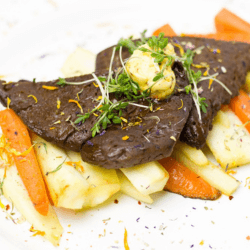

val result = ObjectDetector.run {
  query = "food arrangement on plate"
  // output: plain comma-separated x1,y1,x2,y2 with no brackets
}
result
1,8,250,247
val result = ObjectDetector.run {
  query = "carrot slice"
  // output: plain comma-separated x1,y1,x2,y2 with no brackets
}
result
158,157,221,200
215,8,250,34
229,90,250,133
153,24,176,37
0,109,49,215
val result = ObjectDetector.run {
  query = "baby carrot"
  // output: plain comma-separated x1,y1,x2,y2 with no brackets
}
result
0,109,49,216
215,8,250,34
153,24,176,37
158,157,221,200
229,90,250,133
182,33,250,43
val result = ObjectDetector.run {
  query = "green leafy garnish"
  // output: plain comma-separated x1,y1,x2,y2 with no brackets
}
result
116,30,149,54
57,77,66,86
199,97,208,113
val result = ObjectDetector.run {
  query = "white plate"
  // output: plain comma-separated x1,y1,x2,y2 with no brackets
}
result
1,1,250,250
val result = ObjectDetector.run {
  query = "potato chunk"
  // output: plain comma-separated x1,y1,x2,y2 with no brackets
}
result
207,109,250,169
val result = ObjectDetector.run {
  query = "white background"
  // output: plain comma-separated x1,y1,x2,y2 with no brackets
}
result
1,0,250,249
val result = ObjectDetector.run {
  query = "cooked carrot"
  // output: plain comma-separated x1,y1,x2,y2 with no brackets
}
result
153,24,176,37
182,32,250,43
0,109,49,215
158,157,221,200
229,90,250,133
215,8,250,34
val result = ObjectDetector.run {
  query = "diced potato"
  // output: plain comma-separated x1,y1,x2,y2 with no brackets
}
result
172,149,240,196
175,141,208,166
0,164,63,246
32,134,90,209
206,109,250,169
116,170,153,204
66,151,120,207
120,161,169,195
61,47,96,77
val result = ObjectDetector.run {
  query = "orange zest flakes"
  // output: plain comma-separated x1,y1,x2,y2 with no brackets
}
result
227,169,237,175
77,89,83,100
124,228,130,250
120,117,128,123
93,82,99,88
0,199,5,210
30,226,45,237
0,135,14,166
10,143,36,157
246,236,250,240
57,98,61,109
208,47,221,54
208,79,214,89
66,161,84,172
69,99,83,113
42,85,58,90
155,107,162,112
191,63,207,69
50,127,56,130
203,68,209,76
122,135,129,141
178,99,183,110
7,97,11,109
173,43,184,56
28,95,38,103
52,120,61,125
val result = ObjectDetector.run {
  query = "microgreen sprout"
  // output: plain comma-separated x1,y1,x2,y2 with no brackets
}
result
57,77,100,87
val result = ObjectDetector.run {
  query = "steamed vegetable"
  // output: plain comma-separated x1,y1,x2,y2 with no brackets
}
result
0,109,49,216
117,170,153,204
159,157,221,200
171,148,240,196
120,161,169,195
206,108,250,169
215,8,250,34
32,134,91,209
152,24,176,37
0,164,63,246
229,90,250,133
174,141,208,166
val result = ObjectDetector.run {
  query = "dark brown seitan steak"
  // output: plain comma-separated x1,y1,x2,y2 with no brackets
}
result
96,37,250,149
0,73,105,152
0,62,191,168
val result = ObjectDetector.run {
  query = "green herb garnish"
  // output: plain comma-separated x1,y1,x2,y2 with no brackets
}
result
46,157,67,175
116,29,149,54
0,177,4,195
